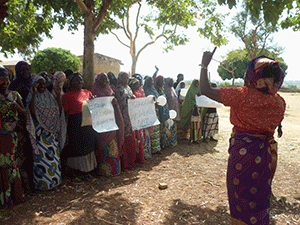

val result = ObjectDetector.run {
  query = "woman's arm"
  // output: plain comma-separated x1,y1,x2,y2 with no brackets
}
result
29,84,38,116
153,65,159,80
200,47,222,103
53,87,63,114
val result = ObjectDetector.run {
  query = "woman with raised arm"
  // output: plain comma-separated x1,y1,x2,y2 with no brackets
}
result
200,48,286,225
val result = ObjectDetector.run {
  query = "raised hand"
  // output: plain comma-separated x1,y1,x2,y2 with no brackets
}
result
201,47,217,67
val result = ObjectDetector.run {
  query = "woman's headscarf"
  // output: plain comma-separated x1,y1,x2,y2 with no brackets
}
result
91,73,125,152
128,77,139,90
143,76,159,98
175,80,187,100
180,79,201,128
245,55,285,95
92,73,114,97
52,71,66,96
26,75,66,153
9,61,32,92
0,67,9,78
133,73,142,81
107,72,118,88
155,75,164,88
164,77,180,121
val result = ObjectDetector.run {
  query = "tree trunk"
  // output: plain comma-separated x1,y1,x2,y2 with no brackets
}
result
231,72,235,86
83,14,95,90
131,55,137,76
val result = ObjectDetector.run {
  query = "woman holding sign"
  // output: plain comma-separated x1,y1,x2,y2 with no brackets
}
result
62,73,97,180
200,47,285,225
115,72,144,169
91,73,124,176
129,77,152,160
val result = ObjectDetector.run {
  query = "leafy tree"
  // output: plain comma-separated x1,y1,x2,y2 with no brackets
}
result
218,0,299,30
216,6,286,85
30,48,82,75
3,0,297,90
109,0,228,75
217,49,288,85
229,7,283,60
217,49,248,85
0,0,53,59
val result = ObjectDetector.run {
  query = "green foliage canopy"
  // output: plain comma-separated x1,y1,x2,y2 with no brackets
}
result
30,48,82,74
219,0,299,30
217,49,288,81
0,0,53,58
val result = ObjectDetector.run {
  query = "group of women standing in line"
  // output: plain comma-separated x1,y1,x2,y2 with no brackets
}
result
0,60,218,209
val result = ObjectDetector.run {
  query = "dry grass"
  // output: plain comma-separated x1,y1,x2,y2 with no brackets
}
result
1,92,299,225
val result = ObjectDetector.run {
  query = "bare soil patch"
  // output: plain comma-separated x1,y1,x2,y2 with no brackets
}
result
1,92,300,225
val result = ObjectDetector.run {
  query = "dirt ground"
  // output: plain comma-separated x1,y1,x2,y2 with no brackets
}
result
1,92,299,225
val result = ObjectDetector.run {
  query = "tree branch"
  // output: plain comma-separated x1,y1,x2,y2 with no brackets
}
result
133,1,142,44
136,27,170,59
122,18,130,39
94,0,113,32
75,0,90,16
110,31,130,48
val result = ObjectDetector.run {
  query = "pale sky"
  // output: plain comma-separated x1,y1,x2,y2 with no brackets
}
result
1,5,299,82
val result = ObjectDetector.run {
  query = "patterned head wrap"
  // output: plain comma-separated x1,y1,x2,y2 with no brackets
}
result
133,73,142,81
128,77,139,87
245,55,285,95
53,71,66,89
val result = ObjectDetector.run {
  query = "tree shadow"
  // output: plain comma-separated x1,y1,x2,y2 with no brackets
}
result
269,196,300,225
0,185,140,225
163,199,231,224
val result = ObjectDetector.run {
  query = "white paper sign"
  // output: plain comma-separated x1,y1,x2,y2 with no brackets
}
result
128,97,160,131
86,96,119,133
196,95,224,108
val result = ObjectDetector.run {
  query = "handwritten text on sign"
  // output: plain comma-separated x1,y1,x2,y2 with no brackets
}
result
128,97,160,131
86,96,119,133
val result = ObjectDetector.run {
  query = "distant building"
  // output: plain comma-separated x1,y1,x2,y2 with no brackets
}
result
78,53,123,76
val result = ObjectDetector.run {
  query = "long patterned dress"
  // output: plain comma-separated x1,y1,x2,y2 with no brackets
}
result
26,76,67,190
91,74,124,176
0,91,24,208
115,83,144,169
221,86,285,225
